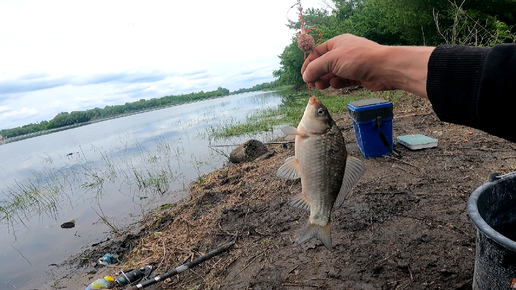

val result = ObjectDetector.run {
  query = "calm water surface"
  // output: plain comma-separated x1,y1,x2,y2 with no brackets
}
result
0,91,285,289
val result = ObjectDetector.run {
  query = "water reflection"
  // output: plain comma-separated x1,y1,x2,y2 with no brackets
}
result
0,91,286,289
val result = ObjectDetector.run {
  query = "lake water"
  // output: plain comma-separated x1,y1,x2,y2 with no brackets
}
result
0,91,286,289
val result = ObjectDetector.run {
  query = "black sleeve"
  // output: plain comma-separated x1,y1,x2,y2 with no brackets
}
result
427,44,516,142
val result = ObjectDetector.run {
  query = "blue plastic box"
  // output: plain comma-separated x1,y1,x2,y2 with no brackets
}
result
348,98,393,158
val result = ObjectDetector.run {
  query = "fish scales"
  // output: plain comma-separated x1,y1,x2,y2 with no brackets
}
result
277,96,365,250
297,123,346,227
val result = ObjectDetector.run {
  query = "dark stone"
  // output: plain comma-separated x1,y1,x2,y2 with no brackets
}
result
229,139,267,163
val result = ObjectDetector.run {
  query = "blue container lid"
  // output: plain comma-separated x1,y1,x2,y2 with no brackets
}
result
348,98,392,111
348,98,393,122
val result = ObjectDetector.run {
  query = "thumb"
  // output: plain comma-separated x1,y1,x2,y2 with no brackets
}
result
302,51,335,83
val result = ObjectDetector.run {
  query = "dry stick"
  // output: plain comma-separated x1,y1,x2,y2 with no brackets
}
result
228,252,266,281
126,242,235,290
387,155,426,174
209,141,294,148
11,245,32,266
282,282,321,288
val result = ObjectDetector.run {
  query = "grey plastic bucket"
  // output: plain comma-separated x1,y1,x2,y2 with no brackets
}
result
467,172,516,289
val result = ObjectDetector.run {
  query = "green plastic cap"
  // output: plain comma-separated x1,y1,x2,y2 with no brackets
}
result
104,275,115,282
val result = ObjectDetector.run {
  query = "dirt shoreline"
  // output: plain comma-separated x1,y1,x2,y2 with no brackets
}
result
50,91,516,290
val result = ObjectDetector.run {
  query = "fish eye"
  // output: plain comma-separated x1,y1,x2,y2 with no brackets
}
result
317,108,325,115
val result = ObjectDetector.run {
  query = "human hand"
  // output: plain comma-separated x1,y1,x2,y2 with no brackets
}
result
301,34,433,97
301,34,386,90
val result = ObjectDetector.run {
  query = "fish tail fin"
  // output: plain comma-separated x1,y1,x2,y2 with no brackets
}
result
297,223,332,250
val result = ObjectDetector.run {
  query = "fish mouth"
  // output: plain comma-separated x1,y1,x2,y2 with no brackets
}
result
309,96,320,105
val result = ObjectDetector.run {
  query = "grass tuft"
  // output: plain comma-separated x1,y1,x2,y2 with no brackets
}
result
209,88,382,138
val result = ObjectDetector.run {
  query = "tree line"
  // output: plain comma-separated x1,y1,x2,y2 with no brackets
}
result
1,83,277,139
274,0,516,87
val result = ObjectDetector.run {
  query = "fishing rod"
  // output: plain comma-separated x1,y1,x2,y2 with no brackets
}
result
126,242,235,290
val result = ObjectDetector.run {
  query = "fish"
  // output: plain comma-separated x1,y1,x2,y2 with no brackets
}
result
277,96,365,250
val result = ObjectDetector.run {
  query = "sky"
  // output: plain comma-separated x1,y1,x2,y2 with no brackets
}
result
0,0,332,130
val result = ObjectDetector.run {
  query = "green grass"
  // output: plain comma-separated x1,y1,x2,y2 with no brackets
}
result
209,88,395,138
0,137,183,229
0,179,61,226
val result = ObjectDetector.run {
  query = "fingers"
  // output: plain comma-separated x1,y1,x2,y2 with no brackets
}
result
307,73,363,90
301,39,334,73
306,78,330,90
301,34,367,90
330,78,362,88
303,50,342,86
308,73,360,90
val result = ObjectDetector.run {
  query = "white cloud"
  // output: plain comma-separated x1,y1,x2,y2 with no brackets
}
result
0,0,329,129
0,107,39,126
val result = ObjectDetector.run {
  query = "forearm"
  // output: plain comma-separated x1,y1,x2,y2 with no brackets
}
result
373,46,435,98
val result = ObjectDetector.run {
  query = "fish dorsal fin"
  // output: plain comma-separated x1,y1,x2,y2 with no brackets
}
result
288,193,310,212
276,156,301,179
335,156,366,207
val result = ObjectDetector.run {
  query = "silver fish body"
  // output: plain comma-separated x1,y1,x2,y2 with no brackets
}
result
277,96,365,250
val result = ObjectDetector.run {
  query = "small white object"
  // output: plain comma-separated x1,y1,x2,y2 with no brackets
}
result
397,134,438,150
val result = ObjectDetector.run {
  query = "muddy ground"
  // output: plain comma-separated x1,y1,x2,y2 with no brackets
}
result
51,91,516,290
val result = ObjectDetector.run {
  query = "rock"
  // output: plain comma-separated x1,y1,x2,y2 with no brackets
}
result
229,139,267,163
60,219,76,229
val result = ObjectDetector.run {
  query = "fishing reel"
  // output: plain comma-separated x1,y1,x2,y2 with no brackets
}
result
114,265,153,286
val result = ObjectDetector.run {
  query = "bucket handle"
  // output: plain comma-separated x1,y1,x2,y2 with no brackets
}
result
375,116,400,157
489,171,516,182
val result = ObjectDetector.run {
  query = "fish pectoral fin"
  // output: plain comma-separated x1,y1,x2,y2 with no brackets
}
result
281,125,300,135
297,223,332,250
288,193,310,211
335,156,366,207
276,156,301,179
284,134,296,141
282,126,306,141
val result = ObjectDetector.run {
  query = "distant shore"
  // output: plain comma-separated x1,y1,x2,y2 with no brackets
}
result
0,106,162,145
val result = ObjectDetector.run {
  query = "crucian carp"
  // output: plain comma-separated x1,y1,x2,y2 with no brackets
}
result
277,96,365,250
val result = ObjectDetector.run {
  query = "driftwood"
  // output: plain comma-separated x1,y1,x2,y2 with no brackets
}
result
229,139,267,163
